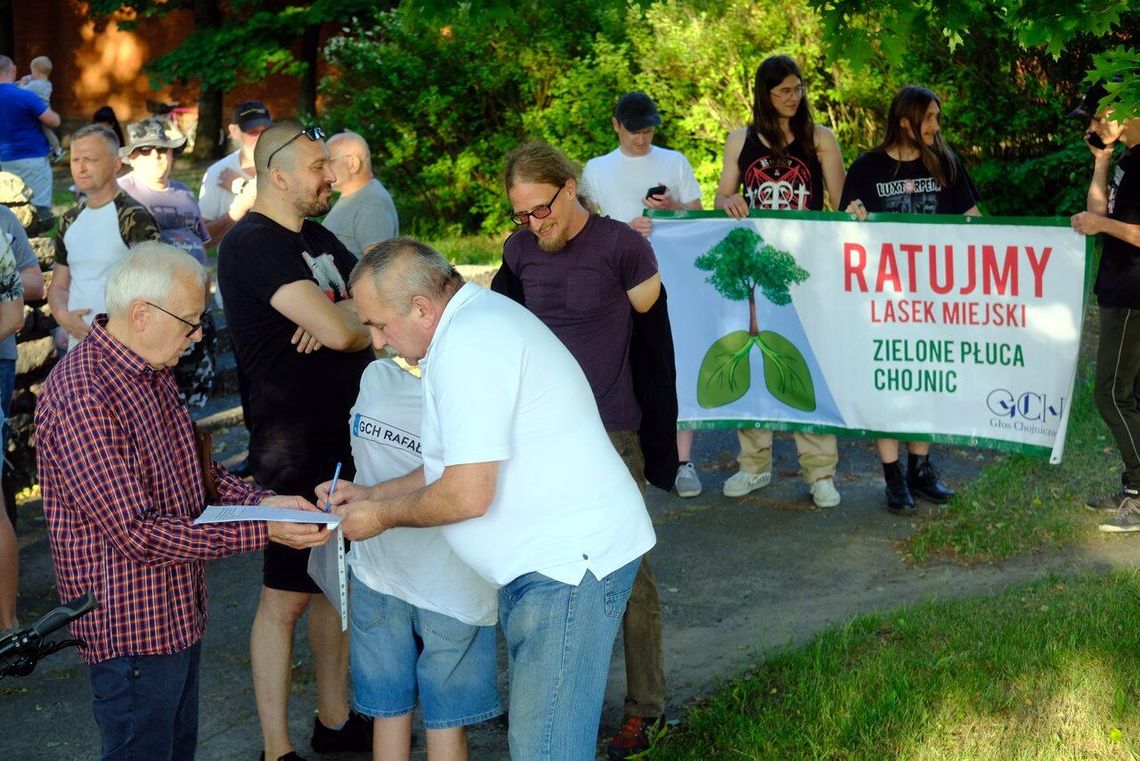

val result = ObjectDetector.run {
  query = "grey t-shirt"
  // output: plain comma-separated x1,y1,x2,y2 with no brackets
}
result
0,205,35,362
322,178,398,257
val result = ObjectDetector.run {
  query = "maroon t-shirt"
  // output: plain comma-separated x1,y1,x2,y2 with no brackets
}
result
502,214,659,431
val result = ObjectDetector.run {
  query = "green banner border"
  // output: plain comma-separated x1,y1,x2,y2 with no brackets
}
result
652,210,1094,460
645,208,1077,227
677,419,1051,456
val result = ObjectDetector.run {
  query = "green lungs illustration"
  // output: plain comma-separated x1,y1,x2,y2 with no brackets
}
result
694,227,816,411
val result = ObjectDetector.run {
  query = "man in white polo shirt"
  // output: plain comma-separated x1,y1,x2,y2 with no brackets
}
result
323,237,655,761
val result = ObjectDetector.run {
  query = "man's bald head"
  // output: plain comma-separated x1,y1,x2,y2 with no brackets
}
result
0,56,14,82
328,131,374,191
253,121,311,174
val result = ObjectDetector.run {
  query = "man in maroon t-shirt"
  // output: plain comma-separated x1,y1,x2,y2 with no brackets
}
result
497,139,667,759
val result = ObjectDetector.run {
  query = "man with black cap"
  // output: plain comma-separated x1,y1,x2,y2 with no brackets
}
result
199,101,272,244
1069,80,1140,531
581,91,705,506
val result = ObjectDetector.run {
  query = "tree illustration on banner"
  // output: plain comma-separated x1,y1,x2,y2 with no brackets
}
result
694,226,815,411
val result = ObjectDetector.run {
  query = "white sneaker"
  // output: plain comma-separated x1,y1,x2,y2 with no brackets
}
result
810,478,841,508
674,462,702,498
723,470,772,497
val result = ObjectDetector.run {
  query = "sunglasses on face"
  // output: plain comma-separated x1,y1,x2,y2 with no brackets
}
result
145,301,205,338
134,146,172,157
510,185,564,226
266,125,325,169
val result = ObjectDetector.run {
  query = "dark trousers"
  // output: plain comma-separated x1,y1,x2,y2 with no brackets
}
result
90,641,202,761
608,430,666,718
1095,307,1140,488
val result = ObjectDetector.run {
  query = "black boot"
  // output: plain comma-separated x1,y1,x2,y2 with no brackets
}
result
883,461,916,514
907,454,955,504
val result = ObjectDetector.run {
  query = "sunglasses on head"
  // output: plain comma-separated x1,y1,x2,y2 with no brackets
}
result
266,125,325,169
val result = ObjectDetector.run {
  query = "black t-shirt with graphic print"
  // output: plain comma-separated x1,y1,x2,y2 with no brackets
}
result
737,130,825,211
218,211,371,448
840,149,980,215
1096,145,1140,309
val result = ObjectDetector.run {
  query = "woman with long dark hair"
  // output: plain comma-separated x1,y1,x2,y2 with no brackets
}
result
840,85,980,515
711,54,846,509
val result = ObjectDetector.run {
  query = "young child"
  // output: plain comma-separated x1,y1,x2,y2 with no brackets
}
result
19,56,64,162
322,359,502,761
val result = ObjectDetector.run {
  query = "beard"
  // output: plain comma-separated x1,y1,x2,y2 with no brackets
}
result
535,222,568,252
297,186,332,218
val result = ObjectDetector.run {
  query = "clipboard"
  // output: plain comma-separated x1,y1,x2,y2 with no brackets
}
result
307,525,348,631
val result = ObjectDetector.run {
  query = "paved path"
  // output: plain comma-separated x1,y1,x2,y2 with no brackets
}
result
5,430,1137,759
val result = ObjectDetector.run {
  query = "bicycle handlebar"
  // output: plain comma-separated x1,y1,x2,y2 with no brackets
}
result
0,592,99,677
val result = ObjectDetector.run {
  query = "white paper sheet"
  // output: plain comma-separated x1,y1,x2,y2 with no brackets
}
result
307,526,348,631
194,505,343,525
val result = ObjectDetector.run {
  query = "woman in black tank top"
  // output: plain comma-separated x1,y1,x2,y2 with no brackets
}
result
709,55,848,510
715,55,845,217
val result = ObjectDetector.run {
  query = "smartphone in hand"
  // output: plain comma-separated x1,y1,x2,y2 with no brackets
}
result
647,185,667,198
1085,131,1108,150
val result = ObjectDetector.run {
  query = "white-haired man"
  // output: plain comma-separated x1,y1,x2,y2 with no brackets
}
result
36,242,328,760
323,131,398,257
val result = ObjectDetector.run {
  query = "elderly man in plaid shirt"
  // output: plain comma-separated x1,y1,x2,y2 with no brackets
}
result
35,242,329,761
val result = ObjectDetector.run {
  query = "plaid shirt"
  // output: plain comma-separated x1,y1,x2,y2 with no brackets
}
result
36,317,271,664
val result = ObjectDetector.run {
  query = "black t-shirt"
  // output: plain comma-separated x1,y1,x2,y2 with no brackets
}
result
737,130,825,211
217,212,372,450
1096,146,1140,309
840,149,979,215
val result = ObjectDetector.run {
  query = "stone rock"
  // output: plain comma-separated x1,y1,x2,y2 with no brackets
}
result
16,335,56,377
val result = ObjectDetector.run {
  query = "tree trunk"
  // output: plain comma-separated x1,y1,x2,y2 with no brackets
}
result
299,23,320,118
192,89,224,160
748,288,758,336
191,0,226,159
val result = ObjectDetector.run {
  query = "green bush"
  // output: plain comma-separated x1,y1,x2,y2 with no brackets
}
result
319,1,1124,236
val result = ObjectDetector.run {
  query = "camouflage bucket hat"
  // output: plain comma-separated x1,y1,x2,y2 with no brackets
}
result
120,117,188,158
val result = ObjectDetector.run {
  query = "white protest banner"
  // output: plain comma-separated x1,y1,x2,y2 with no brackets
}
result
648,210,1092,462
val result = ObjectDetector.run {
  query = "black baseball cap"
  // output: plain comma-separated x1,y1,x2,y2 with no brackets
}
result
233,101,272,132
1068,80,1113,121
615,91,662,131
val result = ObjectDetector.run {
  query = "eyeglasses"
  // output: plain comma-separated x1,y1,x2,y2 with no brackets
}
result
266,125,325,169
145,301,205,338
510,185,564,226
133,146,171,157
771,84,806,100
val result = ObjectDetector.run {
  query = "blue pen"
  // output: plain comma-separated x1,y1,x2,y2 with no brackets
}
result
325,461,342,513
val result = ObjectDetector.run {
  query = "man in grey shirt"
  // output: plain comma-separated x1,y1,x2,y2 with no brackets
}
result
323,131,398,257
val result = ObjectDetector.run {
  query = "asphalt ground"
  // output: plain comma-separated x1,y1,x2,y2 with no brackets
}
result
5,428,1138,760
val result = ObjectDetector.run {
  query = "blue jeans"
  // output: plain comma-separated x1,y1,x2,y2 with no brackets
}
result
498,557,640,760
89,641,202,761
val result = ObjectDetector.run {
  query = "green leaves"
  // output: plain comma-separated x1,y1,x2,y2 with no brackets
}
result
695,228,809,305
697,331,816,412
757,331,816,412
697,330,753,408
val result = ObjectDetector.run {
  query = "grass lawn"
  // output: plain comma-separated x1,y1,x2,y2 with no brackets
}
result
648,571,1140,760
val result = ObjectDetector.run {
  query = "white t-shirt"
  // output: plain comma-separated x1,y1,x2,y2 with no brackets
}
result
420,284,656,588
60,203,131,348
197,150,245,222
347,360,497,626
580,145,702,225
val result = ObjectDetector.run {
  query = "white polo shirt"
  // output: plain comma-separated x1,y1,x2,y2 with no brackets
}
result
581,144,703,224
420,284,655,588
347,359,497,626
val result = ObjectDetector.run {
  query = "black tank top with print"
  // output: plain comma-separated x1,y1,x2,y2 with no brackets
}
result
736,128,824,211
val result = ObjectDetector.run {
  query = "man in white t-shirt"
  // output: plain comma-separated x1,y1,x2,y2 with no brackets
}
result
322,238,656,761
344,358,501,759
48,125,160,349
198,101,271,244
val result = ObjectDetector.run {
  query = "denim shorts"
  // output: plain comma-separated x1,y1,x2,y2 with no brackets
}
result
350,574,502,729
